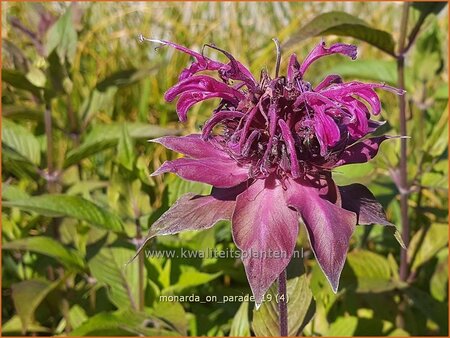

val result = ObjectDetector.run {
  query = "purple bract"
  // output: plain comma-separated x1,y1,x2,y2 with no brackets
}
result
140,39,404,306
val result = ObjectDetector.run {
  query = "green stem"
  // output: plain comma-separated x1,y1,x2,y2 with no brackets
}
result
44,105,57,193
135,216,145,311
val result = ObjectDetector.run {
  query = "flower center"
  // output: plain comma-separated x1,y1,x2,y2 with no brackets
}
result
205,75,346,180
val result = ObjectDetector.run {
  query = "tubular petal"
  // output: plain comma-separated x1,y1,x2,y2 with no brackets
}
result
287,53,300,82
151,157,249,188
313,105,341,155
164,75,245,102
150,134,229,159
300,42,357,76
315,74,343,91
202,110,245,138
147,39,223,80
278,119,300,178
176,91,240,122
237,105,260,151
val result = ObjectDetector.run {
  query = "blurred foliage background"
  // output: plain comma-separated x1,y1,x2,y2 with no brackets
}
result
1,1,448,336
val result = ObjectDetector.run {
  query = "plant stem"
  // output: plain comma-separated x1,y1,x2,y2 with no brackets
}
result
44,105,57,193
278,269,288,336
397,2,410,282
135,216,145,311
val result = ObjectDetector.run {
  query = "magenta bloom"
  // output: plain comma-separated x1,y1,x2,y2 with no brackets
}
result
141,39,403,306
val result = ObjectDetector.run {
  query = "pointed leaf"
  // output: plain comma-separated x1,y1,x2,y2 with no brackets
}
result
64,123,177,168
68,310,178,336
327,316,358,336
2,119,41,165
163,266,221,295
89,244,145,310
2,316,50,335
412,2,447,17
230,301,250,337
284,11,396,56
45,5,77,63
3,194,123,232
151,302,188,335
2,184,30,201
2,236,85,270
2,69,42,97
408,223,448,272
405,287,448,332
96,67,157,92
117,124,135,170
252,275,315,336
11,279,60,333
430,250,448,302
346,250,400,293
321,59,399,86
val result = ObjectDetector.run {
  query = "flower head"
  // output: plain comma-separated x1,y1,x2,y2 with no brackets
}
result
139,38,404,306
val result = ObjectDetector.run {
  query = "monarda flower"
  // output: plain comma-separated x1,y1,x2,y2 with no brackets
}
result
138,38,404,307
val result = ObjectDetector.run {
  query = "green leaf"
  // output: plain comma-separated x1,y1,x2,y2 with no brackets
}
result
162,266,221,294
327,316,358,336
2,184,30,201
284,11,396,56
412,19,444,81
3,194,123,232
79,87,117,124
346,250,401,293
46,50,70,97
412,2,447,17
230,301,250,336
57,305,88,332
25,66,46,88
68,310,178,336
2,69,43,97
322,59,397,85
405,287,448,332
2,119,41,165
434,84,449,100
117,124,135,170
64,138,117,169
64,122,178,168
11,279,60,333
2,315,50,335
252,275,315,336
430,249,448,302
388,328,410,336
45,5,77,63
96,67,158,92
2,236,85,270
2,105,45,122
168,175,211,205
332,162,375,186
151,301,188,335
89,244,145,309
408,223,448,272
422,105,448,156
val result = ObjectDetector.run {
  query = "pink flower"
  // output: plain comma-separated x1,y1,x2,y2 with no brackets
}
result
139,39,404,306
